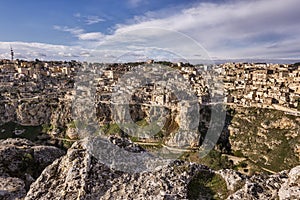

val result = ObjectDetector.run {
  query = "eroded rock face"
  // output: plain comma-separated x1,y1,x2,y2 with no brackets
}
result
226,168,300,200
24,137,300,200
0,98,73,139
0,177,26,200
0,100,54,126
0,138,65,199
25,138,208,200
278,166,300,200
16,102,52,126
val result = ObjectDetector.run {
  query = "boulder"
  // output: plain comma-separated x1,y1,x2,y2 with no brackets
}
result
25,137,208,200
0,138,65,199
24,136,300,200
0,176,26,200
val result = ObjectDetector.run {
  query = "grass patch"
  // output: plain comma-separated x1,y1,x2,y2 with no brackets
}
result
100,123,121,136
42,124,54,133
180,150,234,170
233,150,244,157
0,122,42,141
62,138,74,149
68,120,76,129
187,170,228,200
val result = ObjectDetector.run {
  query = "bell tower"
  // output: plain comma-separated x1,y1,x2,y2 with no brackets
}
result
10,46,14,61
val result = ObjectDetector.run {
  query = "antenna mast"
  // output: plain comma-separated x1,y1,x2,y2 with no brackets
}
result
10,45,14,61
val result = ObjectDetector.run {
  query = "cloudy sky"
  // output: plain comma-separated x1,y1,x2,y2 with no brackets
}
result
0,0,299,62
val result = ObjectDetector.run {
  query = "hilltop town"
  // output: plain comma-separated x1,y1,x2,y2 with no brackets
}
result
0,59,78,105
222,62,300,114
0,58,300,199
1,58,300,148
1,59,299,113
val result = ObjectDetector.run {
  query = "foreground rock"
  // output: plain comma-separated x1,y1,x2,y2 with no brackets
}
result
0,177,26,200
25,137,300,200
25,137,208,199
227,165,300,200
0,138,65,200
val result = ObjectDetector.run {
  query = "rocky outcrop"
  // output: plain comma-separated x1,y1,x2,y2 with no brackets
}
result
0,97,72,136
0,138,65,200
25,137,209,200
216,169,247,192
0,100,53,126
227,166,300,200
49,98,73,134
278,166,300,200
25,136,300,200
0,176,26,200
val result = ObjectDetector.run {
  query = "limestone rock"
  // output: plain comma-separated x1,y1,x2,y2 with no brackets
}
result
25,138,207,200
22,136,300,200
278,165,300,199
217,169,246,192
227,167,300,200
65,127,78,139
0,176,26,200
0,138,65,199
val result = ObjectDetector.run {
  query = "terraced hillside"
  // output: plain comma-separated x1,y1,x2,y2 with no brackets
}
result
228,107,300,174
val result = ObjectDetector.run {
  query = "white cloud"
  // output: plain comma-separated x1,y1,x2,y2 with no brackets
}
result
74,13,105,25
85,16,105,25
0,41,87,61
53,25,104,41
53,26,84,35
5,0,300,62
110,0,300,60
78,32,105,41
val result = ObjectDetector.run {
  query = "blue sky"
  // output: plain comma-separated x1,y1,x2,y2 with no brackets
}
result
0,0,299,62
0,0,200,44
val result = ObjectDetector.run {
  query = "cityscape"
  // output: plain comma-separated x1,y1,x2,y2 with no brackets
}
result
0,0,300,200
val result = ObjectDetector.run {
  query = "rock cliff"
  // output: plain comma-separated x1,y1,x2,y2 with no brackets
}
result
228,107,300,173
24,137,300,200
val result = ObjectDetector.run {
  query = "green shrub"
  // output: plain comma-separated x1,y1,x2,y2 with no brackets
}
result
233,150,244,157
187,171,228,200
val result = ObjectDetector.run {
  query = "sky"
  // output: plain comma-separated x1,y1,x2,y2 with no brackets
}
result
0,0,299,62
